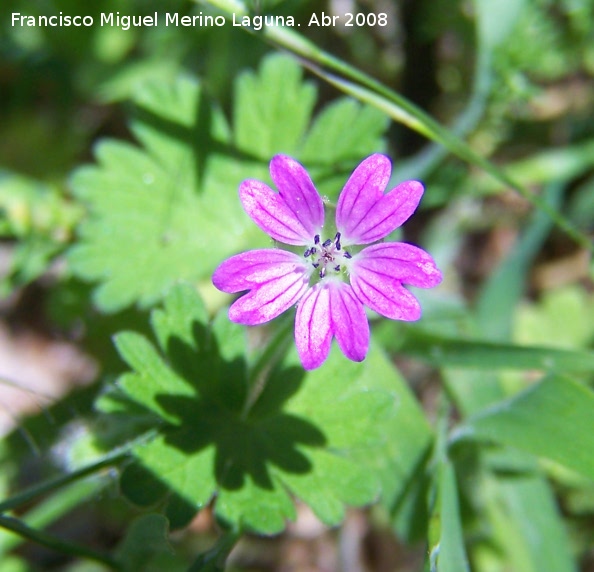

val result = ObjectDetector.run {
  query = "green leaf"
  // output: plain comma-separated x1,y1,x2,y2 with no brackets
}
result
299,98,388,165
233,53,316,159
474,0,527,51
68,55,389,313
476,182,562,341
493,475,576,572
114,284,417,534
68,77,265,312
433,462,470,572
116,514,175,572
462,375,594,481
0,171,81,296
397,328,594,373
516,286,594,350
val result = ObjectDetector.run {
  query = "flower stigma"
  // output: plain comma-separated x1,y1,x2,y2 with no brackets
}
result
303,232,352,279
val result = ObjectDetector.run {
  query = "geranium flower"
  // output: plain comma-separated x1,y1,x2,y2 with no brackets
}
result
212,154,442,370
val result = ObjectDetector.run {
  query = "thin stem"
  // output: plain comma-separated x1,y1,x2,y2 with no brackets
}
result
0,430,156,514
0,514,121,570
199,0,592,251
187,530,241,572
0,478,104,553
241,315,294,418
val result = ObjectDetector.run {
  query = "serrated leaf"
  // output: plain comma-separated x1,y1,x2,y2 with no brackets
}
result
68,55,390,312
463,375,594,481
233,54,316,159
115,284,414,534
299,98,388,165
68,79,265,313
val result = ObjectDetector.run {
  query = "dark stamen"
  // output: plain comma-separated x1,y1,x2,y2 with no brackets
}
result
322,238,332,248
334,265,341,272
312,263,319,268
303,248,311,257
344,251,352,259
314,234,320,245
319,268,326,279
336,241,341,251
335,232,341,242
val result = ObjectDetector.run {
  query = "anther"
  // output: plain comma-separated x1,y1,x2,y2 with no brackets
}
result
303,248,311,257
344,251,352,259
312,263,319,268
322,238,332,248
334,265,341,272
336,241,341,251
319,268,326,279
314,235,320,245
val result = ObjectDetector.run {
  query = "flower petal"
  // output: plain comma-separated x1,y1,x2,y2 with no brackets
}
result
353,243,442,288
212,250,310,325
270,155,325,238
295,283,332,370
239,180,312,245
350,242,442,321
329,282,369,363
336,154,391,241
336,155,424,244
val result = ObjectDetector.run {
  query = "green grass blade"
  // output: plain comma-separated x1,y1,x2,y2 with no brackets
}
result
201,0,591,250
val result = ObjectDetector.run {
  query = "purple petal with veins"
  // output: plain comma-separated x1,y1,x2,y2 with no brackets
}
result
239,180,313,245
336,154,424,244
213,250,310,325
270,155,325,238
350,242,442,320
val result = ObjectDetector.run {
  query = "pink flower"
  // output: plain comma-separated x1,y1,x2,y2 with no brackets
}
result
212,154,442,370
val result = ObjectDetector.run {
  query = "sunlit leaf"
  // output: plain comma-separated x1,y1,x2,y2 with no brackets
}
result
68,77,265,312
113,283,417,534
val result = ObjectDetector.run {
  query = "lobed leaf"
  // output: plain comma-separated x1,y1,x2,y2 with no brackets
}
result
68,55,388,313
113,283,428,534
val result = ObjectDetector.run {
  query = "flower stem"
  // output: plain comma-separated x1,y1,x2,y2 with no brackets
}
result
187,530,241,572
241,315,294,419
0,430,156,514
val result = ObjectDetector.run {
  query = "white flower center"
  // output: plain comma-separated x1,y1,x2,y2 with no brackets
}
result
304,232,352,279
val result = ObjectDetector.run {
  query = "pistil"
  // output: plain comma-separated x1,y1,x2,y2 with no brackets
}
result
304,232,350,279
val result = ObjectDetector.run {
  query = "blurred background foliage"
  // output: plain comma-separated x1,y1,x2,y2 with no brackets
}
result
1,0,594,570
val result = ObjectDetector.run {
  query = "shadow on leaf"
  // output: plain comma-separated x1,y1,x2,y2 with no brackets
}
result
122,317,326,527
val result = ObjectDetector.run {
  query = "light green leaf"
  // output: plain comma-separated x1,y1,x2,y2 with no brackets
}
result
0,171,81,296
68,55,389,313
516,286,594,350
474,0,527,51
68,77,264,312
463,375,594,481
233,53,316,159
114,284,420,534
299,98,388,165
